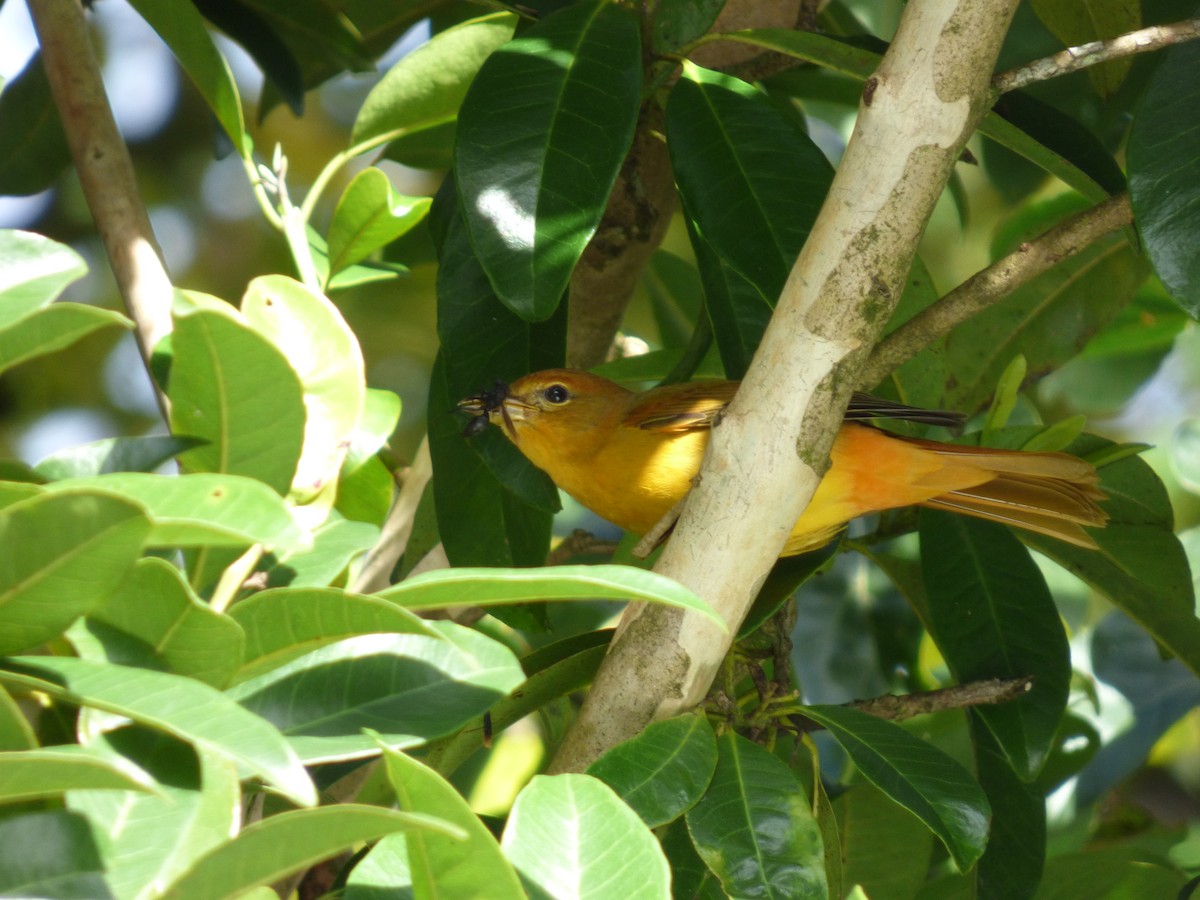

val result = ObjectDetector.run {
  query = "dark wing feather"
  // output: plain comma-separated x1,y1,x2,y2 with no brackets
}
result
845,392,965,428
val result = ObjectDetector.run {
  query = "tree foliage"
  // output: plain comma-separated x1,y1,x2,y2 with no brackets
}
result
0,0,1199,898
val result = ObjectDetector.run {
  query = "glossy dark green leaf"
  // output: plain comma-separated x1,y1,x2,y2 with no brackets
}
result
1033,849,1187,900
228,586,435,682
326,168,431,278
88,557,245,688
169,306,306,496
455,0,642,320
0,230,87,325
502,774,670,898
970,720,1045,900
920,511,1069,780
686,732,827,899
229,623,523,762
1128,39,1200,316
0,55,71,196
34,435,203,480
1026,435,1200,677
375,740,525,899
0,656,317,807
837,782,933,900
352,13,516,150
164,805,463,900
236,0,369,73
0,811,108,899
800,704,989,871
67,732,240,900
0,303,132,376
667,63,834,378
0,490,149,655
876,257,947,410
651,0,726,52
192,0,304,114
126,0,249,154
661,817,725,899
587,713,717,827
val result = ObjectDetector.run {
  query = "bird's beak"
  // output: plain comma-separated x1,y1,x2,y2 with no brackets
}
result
458,380,530,439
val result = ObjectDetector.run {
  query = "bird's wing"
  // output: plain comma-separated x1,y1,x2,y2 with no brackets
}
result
845,392,965,428
623,381,739,432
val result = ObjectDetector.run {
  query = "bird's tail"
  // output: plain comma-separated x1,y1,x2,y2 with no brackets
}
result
912,439,1108,548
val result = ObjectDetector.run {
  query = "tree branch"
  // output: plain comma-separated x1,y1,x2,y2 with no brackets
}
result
27,0,173,420
550,0,1021,774
792,676,1034,733
994,18,1200,94
859,192,1133,389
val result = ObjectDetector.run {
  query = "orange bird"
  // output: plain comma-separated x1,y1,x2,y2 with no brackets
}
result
458,369,1107,555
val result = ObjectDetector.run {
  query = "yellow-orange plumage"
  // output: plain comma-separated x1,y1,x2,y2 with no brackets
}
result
459,369,1107,555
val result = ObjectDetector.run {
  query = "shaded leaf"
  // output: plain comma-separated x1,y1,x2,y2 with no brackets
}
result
838,782,933,900
0,746,158,803
34,434,203,480
800,704,989,871
0,811,108,900
0,303,132,376
0,55,72,196
0,656,317,807
0,490,149,655
1030,0,1140,96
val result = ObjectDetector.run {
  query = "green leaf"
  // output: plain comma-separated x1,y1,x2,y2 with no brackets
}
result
374,740,525,899
502,774,670,899
163,805,464,900
42,472,307,551
0,55,72,196
0,656,317,807
971,720,1045,900
944,219,1145,412
228,586,436,682
125,0,249,154
920,512,1069,779
0,746,158,802
191,0,304,114
262,517,379,588
686,732,827,899
169,306,307,496
0,684,36,750
1033,849,1188,899
34,434,203,480
0,303,132,376
241,275,366,502
1030,0,1140,97
667,63,834,378
455,0,642,320
837,783,933,900
799,704,990,871
228,623,523,762
68,732,240,900
0,230,86,327
661,817,726,899
0,490,149,655
1128,39,1200,315
89,557,245,688
1026,435,1200,677
354,13,515,150
344,387,401,473
587,713,717,828
0,811,108,899
651,0,726,53
877,257,946,410
326,168,431,279
377,565,723,625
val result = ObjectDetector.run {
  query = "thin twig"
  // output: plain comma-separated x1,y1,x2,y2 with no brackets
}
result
352,437,432,593
994,18,1200,93
28,0,173,420
859,193,1133,390
791,676,1034,733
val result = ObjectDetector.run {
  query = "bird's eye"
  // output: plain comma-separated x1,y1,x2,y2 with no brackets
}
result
543,384,570,405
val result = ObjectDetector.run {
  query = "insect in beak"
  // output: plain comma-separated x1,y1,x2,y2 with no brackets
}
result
457,380,510,438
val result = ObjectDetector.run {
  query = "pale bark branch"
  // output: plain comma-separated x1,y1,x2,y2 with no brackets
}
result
859,192,1133,390
28,0,174,420
551,0,1021,774
352,437,432,593
994,18,1200,94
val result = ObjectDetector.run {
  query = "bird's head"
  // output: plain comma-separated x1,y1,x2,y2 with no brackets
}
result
458,369,632,460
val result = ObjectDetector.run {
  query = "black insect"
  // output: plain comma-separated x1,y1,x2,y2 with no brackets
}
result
458,380,509,438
